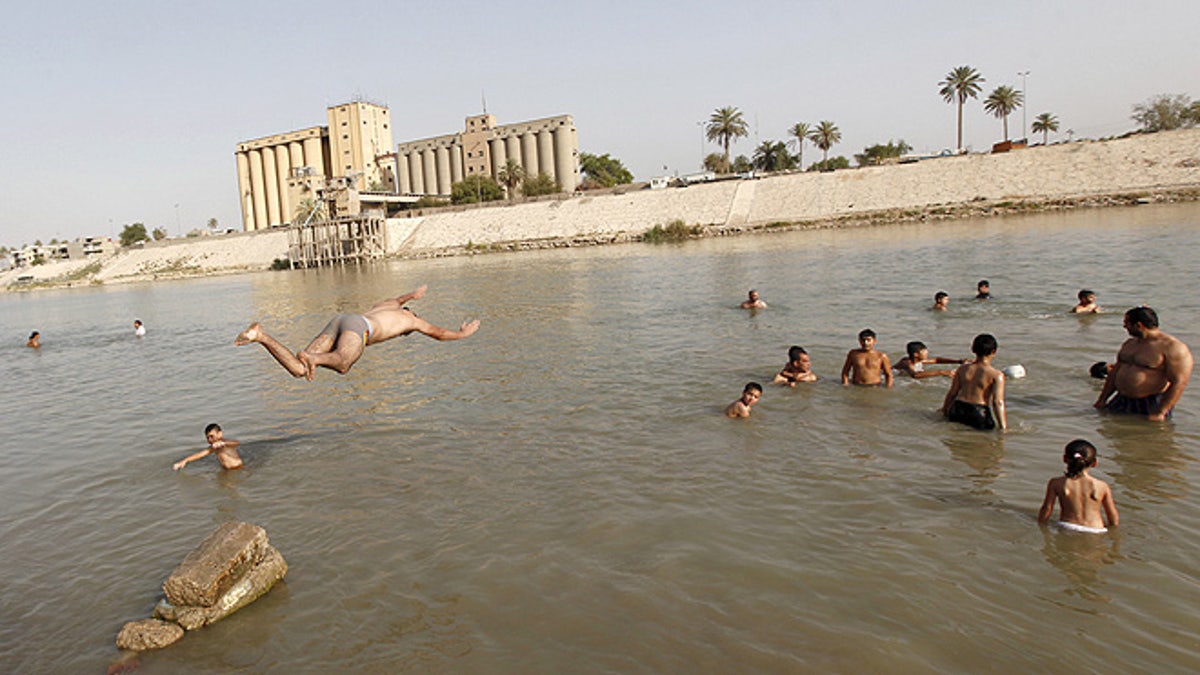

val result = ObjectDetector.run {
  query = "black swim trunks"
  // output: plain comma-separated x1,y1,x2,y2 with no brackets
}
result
1105,392,1170,418
948,399,996,430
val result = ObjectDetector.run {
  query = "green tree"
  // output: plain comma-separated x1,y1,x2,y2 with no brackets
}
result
119,223,149,247
809,120,842,162
854,139,913,167
207,217,219,232
152,227,168,241
939,65,986,151
731,155,752,173
702,152,726,173
294,198,328,224
522,173,561,197
451,175,505,204
984,85,1024,141
1131,94,1196,132
751,140,795,172
787,122,812,170
808,156,851,172
497,158,526,200
34,239,42,246
705,106,749,173
1031,112,1060,145
580,152,633,187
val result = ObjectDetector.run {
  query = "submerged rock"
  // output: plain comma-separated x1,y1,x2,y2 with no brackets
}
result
155,545,288,630
115,619,184,651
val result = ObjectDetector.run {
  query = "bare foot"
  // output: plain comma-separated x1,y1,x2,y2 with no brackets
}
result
297,351,316,381
235,322,263,346
459,319,481,337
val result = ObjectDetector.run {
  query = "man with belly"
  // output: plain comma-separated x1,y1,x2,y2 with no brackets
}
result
1094,306,1193,421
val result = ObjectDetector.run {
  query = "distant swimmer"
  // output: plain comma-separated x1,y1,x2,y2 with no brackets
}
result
932,291,950,311
774,345,818,385
1094,306,1193,421
726,382,763,418
235,285,480,380
26,331,40,348
941,333,1007,430
1037,439,1119,533
134,319,146,337
975,280,992,300
893,341,965,379
841,329,893,387
1071,289,1101,314
1089,361,1113,380
173,423,243,471
740,289,767,309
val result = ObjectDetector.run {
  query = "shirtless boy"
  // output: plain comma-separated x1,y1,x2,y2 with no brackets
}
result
741,289,767,309
1071,289,1100,314
173,424,244,471
774,346,818,385
236,285,480,380
1037,439,1119,533
932,291,950,311
26,331,40,348
941,333,1007,430
841,329,893,387
726,382,763,418
1094,306,1193,421
893,341,965,379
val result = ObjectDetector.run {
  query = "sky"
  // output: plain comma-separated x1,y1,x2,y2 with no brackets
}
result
2,0,1198,246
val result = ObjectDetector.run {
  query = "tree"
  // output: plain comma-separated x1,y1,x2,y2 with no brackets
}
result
152,227,168,241
702,152,726,173
1131,94,1196,132
119,223,149,247
207,217,219,232
705,106,749,173
984,85,1024,141
451,175,505,204
751,140,795,172
939,65,986,151
497,158,526,200
808,156,851,172
294,198,327,224
854,139,913,167
1031,112,1060,145
787,122,812,170
579,152,633,187
809,120,842,162
522,173,561,197
731,155,752,173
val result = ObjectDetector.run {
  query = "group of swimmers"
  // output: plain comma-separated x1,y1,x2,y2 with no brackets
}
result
726,283,1195,534
25,320,145,349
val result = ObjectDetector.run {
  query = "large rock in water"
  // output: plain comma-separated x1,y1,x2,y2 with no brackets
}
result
115,619,184,651
162,521,269,608
155,545,288,630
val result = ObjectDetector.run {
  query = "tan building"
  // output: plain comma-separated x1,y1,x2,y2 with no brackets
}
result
234,101,395,231
395,114,579,197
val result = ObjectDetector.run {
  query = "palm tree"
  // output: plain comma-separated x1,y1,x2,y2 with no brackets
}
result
809,120,842,162
705,106,749,173
497,158,526,201
939,66,985,151
1031,112,1060,145
751,141,795,172
787,122,812,170
983,85,1024,141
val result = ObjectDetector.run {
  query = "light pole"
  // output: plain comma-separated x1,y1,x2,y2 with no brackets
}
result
1017,70,1030,143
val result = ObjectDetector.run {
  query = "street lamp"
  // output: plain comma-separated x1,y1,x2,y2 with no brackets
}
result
1017,70,1030,143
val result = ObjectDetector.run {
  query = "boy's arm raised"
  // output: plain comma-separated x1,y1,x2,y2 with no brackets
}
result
173,449,211,471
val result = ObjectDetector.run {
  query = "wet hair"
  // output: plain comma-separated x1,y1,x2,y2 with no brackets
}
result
787,345,808,362
744,382,763,395
971,333,997,357
977,279,989,289
29,331,39,339
934,291,948,301
134,319,142,325
204,423,222,435
858,329,876,341
906,341,927,359
1077,289,1094,302
1089,361,1110,379
1064,439,1097,478
1125,306,1159,329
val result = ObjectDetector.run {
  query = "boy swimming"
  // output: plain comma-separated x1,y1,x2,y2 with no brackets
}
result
725,382,763,418
941,333,1007,430
173,423,244,471
774,346,818,385
932,291,950,311
893,341,964,379
1071,289,1100,314
1037,439,1119,533
840,329,893,387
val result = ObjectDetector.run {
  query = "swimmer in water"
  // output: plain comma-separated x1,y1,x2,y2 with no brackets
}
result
975,280,992,300
941,333,1007,430
726,382,763,418
893,341,965,379
740,289,767,309
774,346,818,385
841,329,893,387
1037,439,1119,533
26,331,40,348
235,285,480,381
1071,289,1101,314
932,291,950,311
1094,306,1193,421
173,423,244,471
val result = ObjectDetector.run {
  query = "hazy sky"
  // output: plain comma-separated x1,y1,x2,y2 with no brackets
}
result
2,0,1197,245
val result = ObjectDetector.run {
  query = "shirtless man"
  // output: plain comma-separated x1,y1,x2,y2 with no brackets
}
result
173,423,244,471
841,329,893,387
1094,306,1193,421
740,289,767,309
726,382,763,418
774,345,818,385
1071,289,1100,314
941,333,1007,430
893,341,964,379
235,285,480,380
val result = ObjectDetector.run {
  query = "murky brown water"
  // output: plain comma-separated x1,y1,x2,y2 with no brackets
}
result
3,203,1199,673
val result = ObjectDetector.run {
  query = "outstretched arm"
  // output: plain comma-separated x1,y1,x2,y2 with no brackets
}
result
411,316,480,341
173,449,211,471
